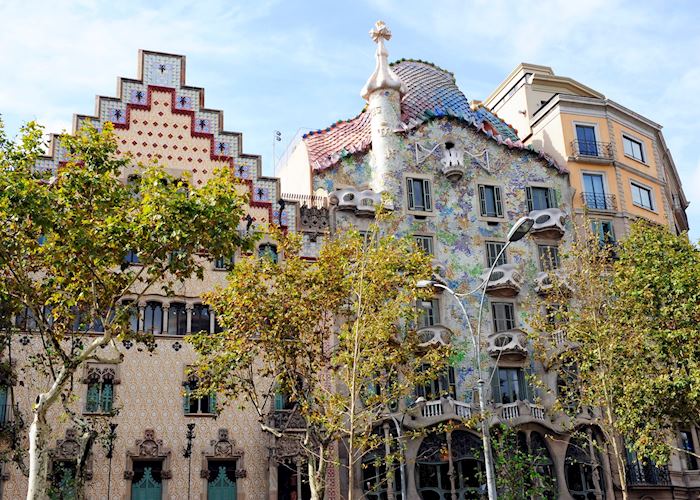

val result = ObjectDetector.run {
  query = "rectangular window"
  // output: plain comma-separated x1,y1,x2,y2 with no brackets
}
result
415,365,456,400
414,235,434,255
0,385,9,425
85,379,114,414
575,125,598,156
184,376,216,415
526,187,556,211
538,245,560,271
214,255,234,270
492,302,515,332
419,299,440,328
591,220,616,246
631,183,654,210
406,177,433,212
623,135,645,162
680,431,698,470
582,173,609,210
479,185,503,218
485,241,506,267
493,367,528,404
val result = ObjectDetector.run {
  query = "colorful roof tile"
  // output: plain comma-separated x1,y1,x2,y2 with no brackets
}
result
303,59,564,173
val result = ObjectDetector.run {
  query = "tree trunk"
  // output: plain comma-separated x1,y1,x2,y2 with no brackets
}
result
308,444,327,500
27,407,51,500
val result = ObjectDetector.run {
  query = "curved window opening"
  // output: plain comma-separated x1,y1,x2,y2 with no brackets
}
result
565,434,606,500
416,430,484,500
363,426,402,500
258,244,278,264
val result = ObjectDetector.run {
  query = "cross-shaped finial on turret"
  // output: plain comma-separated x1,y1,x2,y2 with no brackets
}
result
369,21,392,43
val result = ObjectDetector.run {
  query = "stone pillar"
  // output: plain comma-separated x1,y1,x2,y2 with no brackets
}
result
209,309,215,334
138,302,146,333
186,303,193,334
162,305,170,335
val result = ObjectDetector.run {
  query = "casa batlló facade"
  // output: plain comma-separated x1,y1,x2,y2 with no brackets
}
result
1,21,694,500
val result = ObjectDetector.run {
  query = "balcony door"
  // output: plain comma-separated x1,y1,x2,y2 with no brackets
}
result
583,173,607,209
576,125,598,156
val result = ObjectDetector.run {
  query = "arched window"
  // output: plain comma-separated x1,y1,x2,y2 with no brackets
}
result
416,430,484,500
121,300,139,332
565,435,606,500
143,302,163,334
258,244,278,263
191,304,210,334
85,371,114,414
362,426,402,500
415,365,456,400
168,303,187,336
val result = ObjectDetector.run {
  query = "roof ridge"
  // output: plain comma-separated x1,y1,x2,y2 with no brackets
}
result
390,58,456,82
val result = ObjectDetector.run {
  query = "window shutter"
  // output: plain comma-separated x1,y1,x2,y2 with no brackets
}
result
423,179,432,211
209,393,217,414
495,186,503,217
526,187,533,212
548,188,558,208
518,369,529,402
274,392,285,411
490,367,500,403
101,383,113,413
86,383,100,413
406,179,415,210
479,186,487,216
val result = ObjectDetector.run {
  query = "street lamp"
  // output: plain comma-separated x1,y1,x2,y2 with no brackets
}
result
417,216,534,500
183,423,196,500
385,396,425,500
104,423,118,500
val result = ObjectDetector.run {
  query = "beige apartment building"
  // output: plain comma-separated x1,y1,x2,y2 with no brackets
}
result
484,63,689,243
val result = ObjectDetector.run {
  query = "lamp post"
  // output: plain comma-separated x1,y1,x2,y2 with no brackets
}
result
417,216,534,500
183,423,196,500
104,423,118,500
385,396,425,500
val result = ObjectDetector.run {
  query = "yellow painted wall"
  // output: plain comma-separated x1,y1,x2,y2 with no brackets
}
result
560,112,611,152
609,120,657,171
568,163,616,210
618,169,667,224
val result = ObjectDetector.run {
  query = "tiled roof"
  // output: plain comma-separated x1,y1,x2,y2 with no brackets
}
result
303,60,564,173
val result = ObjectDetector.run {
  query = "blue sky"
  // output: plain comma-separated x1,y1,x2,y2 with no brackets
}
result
1,0,698,240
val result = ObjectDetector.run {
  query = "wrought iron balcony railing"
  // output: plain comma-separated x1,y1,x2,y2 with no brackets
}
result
571,140,614,160
626,461,670,486
581,192,616,211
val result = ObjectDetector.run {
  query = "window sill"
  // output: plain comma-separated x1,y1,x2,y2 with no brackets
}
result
83,411,111,416
407,209,434,218
478,216,505,224
184,412,217,418
623,153,647,166
631,202,657,214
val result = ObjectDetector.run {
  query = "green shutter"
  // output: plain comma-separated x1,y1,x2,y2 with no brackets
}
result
495,186,503,217
208,466,237,500
101,383,113,413
86,383,100,413
423,179,432,211
490,367,500,404
479,186,487,216
274,392,285,411
209,393,217,414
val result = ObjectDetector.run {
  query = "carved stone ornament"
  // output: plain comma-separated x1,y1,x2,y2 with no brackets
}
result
83,365,120,384
50,428,93,481
125,429,172,480
299,205,330,238
205,428,244,459
271,435,304,461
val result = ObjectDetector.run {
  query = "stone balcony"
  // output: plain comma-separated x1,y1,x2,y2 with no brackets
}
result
487,329,527,360
267,409,306,431
483,264,522,297
497,400,547,424
534,271,570,296
418,398,474,423
329,187,391,217
528,208,566,239
417,325,453,347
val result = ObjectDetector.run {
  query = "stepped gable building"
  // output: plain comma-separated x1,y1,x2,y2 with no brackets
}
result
483,63,690,240
4,50,320,500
